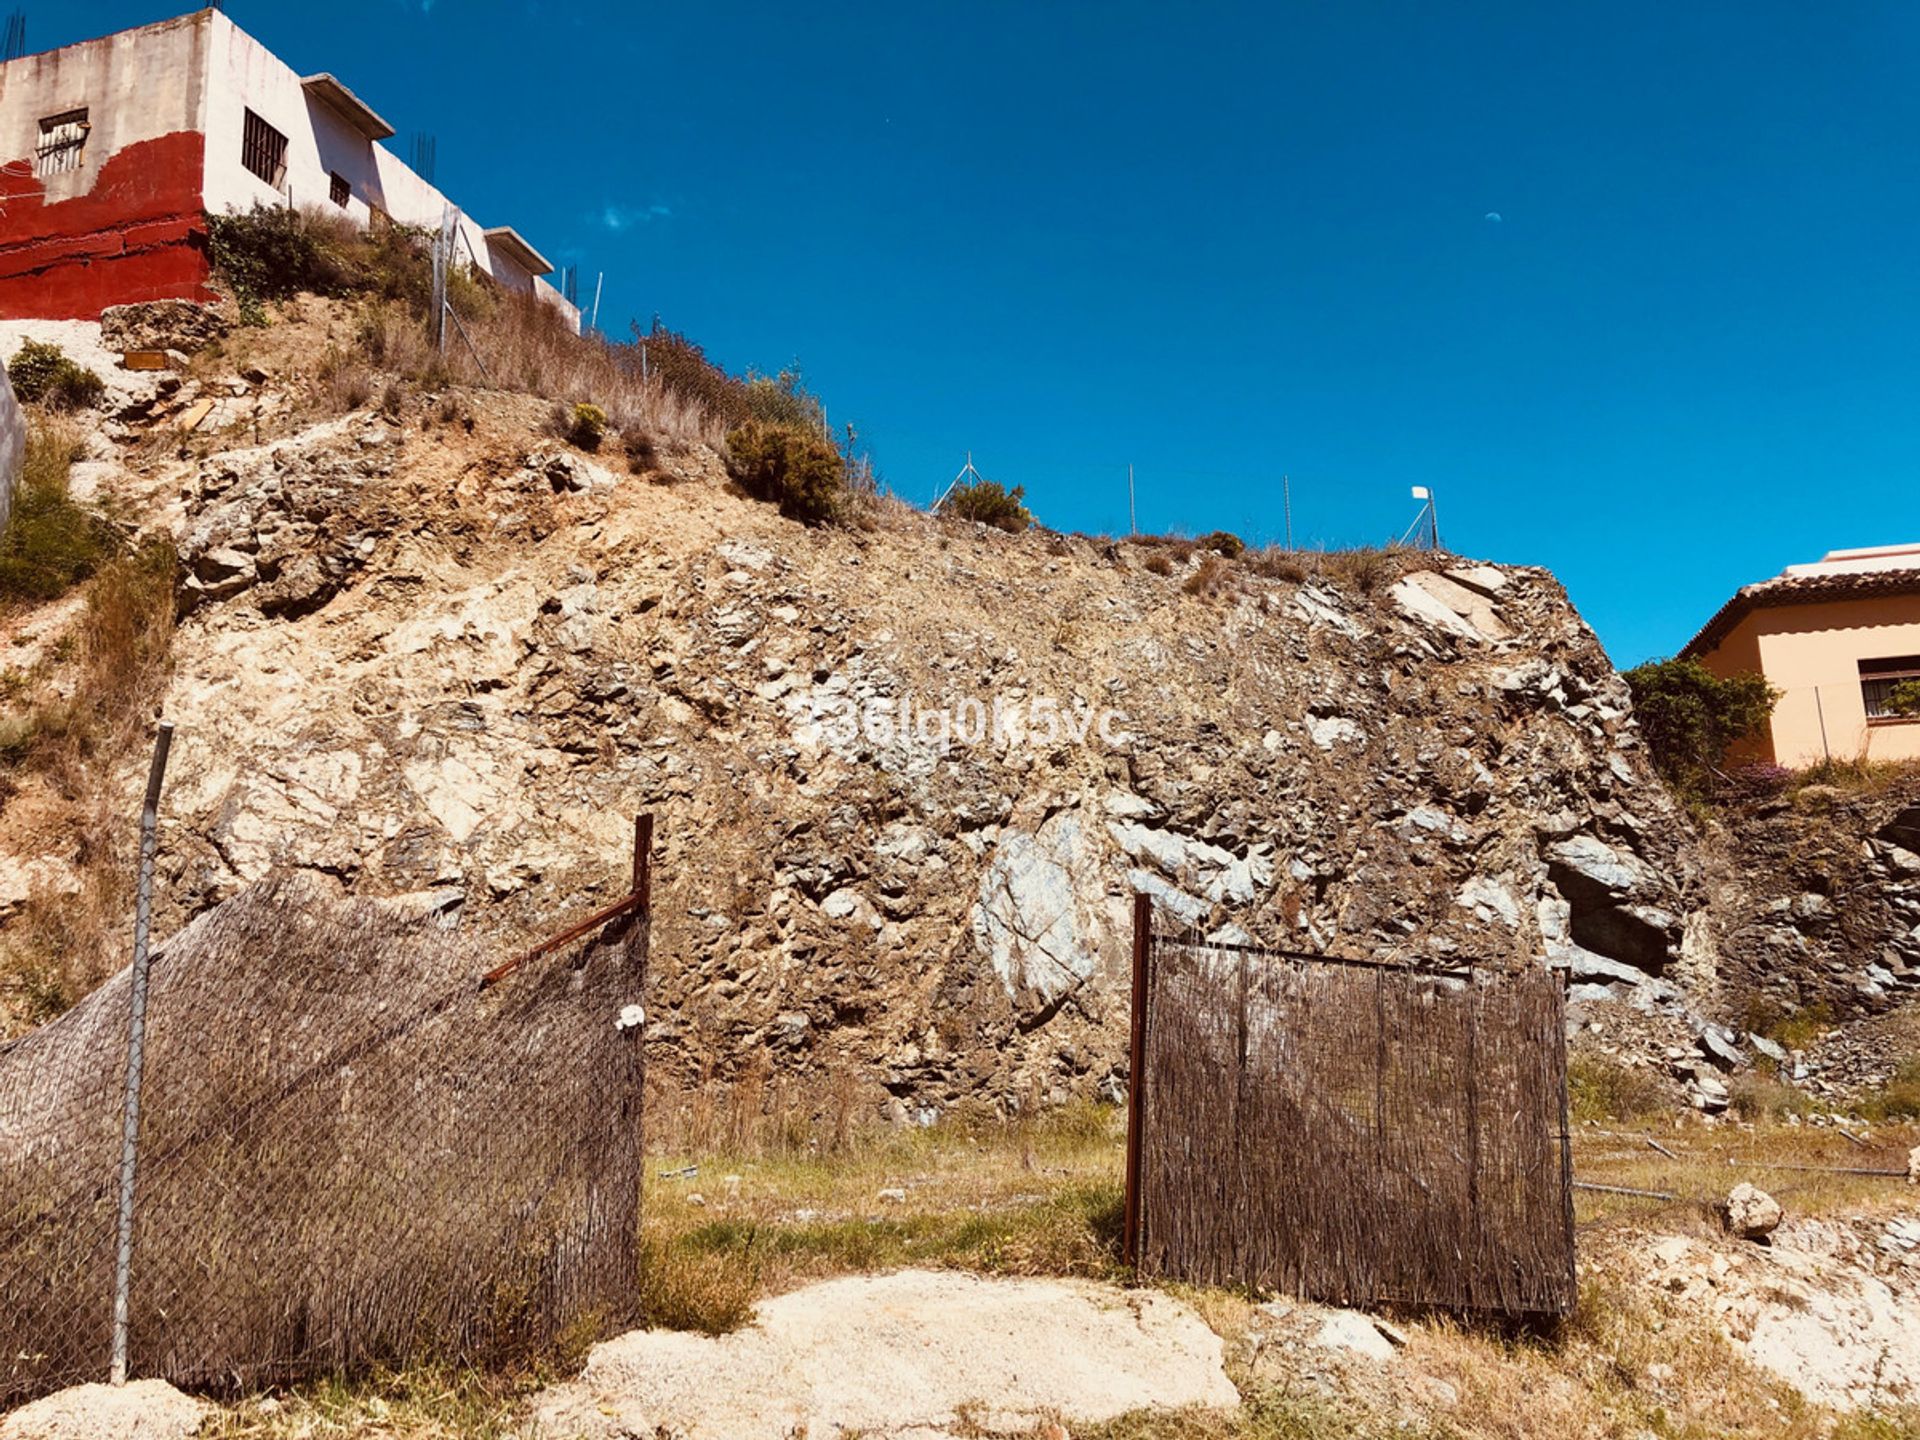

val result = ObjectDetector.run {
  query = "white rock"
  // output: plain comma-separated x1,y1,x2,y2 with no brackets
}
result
532,1269,1239,1439
1725,1183,1783,1239
1311,1309,1398,1362
0,1381,207,1440
1306,714,1364,751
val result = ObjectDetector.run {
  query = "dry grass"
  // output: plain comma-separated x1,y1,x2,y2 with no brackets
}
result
0,536,177,1027
1572,1113,1920,1230
413,291,721,449
637,1098,1126,1335
202,1369,540,1440
126,1098,1920,1438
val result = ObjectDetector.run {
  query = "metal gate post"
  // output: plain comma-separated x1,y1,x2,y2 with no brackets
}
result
110,722,174,1385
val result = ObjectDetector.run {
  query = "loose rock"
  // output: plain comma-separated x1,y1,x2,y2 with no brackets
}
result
1724,1183,1783,1240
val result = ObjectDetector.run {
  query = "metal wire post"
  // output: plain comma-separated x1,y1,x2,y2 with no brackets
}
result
110,721,174,1385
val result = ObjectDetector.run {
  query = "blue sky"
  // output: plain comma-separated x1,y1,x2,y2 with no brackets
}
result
51,2,1920,663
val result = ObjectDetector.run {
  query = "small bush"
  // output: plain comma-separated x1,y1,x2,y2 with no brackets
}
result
1568,1055,1668,1122
1318,547,1394,595
568,402,607,451
1860,1057,1920,1121
1729,1071,1813,1123
1142,553,1174,577
1199,530,1245,558
1132,534,1197,563
0,416,117,604
1245,548,1308,582
943,477,1032,533
741,367,828,433
1622,657,1780,798
317,346,374,412
725,420,845,524
1182,553,1236,599
205,205,431,322
624,430,659,475
7,341,106,411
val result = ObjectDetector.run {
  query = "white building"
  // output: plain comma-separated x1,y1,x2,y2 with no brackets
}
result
0,8,578,326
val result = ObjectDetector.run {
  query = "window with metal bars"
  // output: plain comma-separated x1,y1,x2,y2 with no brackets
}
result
1859,655,1920,720
329,171,351,207
35,109,89,178
241,108,288,189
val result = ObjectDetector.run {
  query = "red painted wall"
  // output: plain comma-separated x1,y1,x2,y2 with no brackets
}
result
0,130,213,320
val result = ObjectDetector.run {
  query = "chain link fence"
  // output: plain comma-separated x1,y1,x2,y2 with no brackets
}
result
0,856,649,1403
1124,904,1576,1319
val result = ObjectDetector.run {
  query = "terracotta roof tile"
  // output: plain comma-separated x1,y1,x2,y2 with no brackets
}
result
1681,569,1920,659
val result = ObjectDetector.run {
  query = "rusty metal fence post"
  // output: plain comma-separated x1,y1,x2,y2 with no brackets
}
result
1122,892,1151,1267
109,722,174,1386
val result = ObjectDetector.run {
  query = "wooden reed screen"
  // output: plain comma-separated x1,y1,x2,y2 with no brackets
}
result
1124,905,1576,1318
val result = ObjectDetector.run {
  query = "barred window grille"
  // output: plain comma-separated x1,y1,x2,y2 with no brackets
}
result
1859,656,1920,719
35,110,89,178
241,108,288,189
329,171,351,207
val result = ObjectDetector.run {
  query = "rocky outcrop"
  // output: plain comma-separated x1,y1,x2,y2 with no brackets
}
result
104,386,1728,1111
1712,782,1920,1018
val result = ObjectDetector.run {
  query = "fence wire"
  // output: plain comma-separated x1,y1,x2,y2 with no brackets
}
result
1132,930,1576,1318
0,871,647,1403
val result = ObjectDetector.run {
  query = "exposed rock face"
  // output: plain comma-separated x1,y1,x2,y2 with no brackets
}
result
1712,783,1920,1019
7,379,1718,1108
70,393,1729,1106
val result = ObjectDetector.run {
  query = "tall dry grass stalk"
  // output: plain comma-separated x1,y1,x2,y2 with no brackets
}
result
0,538,177,1024
428,292,724,448
647,1055,868,1161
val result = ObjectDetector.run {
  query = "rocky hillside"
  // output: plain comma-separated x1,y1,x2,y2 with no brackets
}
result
0,299,1858,1116
0,301,1723,1114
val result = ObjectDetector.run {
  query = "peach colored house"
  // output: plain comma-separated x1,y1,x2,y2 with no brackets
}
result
1683,544,1920,768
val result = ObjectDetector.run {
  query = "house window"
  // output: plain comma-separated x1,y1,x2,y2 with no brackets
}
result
35,109,89,177
329,171,351,207
1859,656,1920,720
240,108,288,189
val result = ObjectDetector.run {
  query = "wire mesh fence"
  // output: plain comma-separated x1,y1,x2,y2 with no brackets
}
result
0,845,649,1403
1125,903,1576,1319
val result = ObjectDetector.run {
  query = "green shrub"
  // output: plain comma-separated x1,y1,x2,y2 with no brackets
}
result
1889,679,1920,717
569,402,607,451
725,420,845,524
205,205,431,322
943,478,1032,533
741,366,828,433
7,341,105,411
0,416,117,604
1622,657,1779,796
